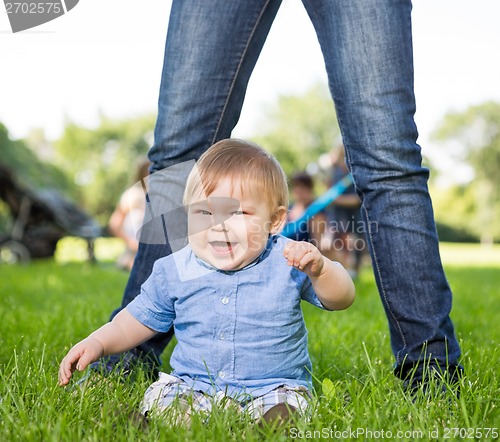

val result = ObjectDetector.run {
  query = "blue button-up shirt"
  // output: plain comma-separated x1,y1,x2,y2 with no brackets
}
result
127,235,329,398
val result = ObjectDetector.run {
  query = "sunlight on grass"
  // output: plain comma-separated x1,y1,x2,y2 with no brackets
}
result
439,242,500,267
55,237,500,268
55,237,126,263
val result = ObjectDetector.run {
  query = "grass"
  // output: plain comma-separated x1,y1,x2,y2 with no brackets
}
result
0,240,499,441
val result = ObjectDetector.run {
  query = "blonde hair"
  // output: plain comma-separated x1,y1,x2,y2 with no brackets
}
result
184,139,289,211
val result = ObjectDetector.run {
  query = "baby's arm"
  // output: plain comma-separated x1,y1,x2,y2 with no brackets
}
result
58,309,156,386
284,240,355,310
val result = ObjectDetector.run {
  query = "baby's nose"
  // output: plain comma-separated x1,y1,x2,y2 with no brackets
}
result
211,221,229,232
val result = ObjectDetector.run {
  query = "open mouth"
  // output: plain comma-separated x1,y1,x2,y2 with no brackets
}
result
209,241,237,256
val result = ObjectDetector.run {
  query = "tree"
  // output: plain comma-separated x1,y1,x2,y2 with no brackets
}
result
54,114,155,223
433,101,500,243
252,83,340,176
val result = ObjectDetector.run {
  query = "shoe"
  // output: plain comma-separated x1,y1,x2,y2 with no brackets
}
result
258,404,298,427
401,363,464,399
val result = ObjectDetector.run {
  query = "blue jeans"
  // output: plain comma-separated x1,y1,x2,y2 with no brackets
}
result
114,0,461,377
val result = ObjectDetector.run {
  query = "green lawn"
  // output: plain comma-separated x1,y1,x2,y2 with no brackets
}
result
0,241,499,441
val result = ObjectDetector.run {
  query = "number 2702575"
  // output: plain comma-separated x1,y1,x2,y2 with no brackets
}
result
5,3,62,14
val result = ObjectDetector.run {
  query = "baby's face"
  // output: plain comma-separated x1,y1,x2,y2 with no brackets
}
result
187,178,278,271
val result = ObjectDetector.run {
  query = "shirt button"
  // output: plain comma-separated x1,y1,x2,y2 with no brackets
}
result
221,296,229,304
219,332,225,340
219,371,226,379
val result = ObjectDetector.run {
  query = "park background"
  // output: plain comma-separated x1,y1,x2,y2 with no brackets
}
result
1,0,499,440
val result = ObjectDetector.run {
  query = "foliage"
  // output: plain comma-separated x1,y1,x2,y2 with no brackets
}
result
0,123,76,234
0,242,499,440
435,222,478,243
0,122,73,196
54,114,155,224
432,101,500,242
431,184,479,242
252,83,340,176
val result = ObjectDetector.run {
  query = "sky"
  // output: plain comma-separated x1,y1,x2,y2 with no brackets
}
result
1,0,500,182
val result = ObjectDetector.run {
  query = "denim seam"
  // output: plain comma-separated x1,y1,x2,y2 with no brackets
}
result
210,0,273,145
360,203,407,365
342,142,408,366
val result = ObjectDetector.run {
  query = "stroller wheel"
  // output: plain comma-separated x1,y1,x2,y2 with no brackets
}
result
0,240,31,264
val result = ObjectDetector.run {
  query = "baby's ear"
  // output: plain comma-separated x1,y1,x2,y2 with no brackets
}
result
269,206,288,234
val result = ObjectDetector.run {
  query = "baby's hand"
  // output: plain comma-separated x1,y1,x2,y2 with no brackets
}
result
283,240,324,277
58,337,104,386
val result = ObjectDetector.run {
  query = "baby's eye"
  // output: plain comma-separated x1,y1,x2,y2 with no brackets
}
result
232,210,245,216
199,209,212,215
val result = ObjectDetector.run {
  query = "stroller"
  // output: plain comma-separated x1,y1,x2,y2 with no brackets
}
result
0,164,102,264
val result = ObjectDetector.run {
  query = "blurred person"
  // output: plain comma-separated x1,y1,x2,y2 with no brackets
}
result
323,144,364,278
108,158,150,271
287,171,328,249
